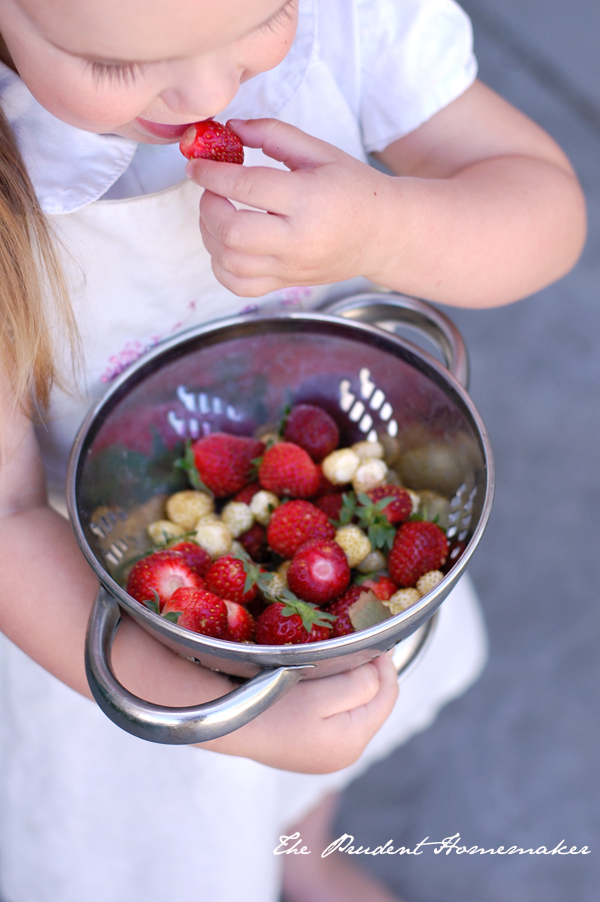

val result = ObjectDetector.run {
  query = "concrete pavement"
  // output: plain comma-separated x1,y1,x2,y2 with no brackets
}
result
338,3,600,900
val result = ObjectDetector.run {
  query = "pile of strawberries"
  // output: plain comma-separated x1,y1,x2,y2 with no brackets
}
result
124,403,455,645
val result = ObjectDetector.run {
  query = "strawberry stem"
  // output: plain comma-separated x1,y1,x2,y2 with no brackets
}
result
232,546,266,595
334,492,357,527
354,492,396,552
279,588,336,632
277,403,292,438
174,440,213,495
142,591,161,615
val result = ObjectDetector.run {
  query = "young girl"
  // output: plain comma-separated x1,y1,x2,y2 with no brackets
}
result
0,1,585,901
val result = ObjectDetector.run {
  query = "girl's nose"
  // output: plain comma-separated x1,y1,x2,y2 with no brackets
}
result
159,58,242,121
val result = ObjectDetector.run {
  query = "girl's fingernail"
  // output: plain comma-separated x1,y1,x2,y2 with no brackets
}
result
185,161,195,178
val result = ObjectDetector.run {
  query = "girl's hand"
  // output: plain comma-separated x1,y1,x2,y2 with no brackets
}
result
201,651,400,773
187,82,586,308
186,118,394,297
112,611,399,774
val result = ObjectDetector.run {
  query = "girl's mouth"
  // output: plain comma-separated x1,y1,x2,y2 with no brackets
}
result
135,118,198,140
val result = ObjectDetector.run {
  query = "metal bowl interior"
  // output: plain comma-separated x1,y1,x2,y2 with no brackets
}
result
69,312,493,678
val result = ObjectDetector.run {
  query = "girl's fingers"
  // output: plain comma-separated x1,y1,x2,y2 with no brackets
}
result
320,657,399,748
299,660,385,720
204,240,278,281
199,190,287,255
207,654,399,772
228,118,339,171
188,158,297,215
209,259,283,298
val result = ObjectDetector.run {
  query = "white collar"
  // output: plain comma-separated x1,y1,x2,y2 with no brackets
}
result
0,0,316,215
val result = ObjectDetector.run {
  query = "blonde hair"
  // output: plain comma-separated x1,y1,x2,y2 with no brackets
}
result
0,101,79,413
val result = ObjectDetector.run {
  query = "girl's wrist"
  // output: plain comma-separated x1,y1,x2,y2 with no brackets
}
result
360,173,425,290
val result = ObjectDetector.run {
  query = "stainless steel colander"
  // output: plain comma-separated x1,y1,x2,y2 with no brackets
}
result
67,292,494,744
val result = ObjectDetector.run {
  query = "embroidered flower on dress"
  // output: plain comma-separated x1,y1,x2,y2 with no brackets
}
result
275,287,314,307
239,287,316,318
101,337,161,383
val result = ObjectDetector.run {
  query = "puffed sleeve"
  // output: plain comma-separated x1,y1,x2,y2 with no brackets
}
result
356,0,477,152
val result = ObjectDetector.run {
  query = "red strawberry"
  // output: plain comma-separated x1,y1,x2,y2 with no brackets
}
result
362,575,397,601
283,404,339,462
224,600,255,642
305,623,333,643
388,521,449,588
315,493,344,521
314,467,338,498
180,120,244,164
126,550,206,611
238,522,268,562
192,433,264,498
328,585,363,637
255,601,333,645
163,587,227,638
258,442,320,498
367,485,412,525
168,541,212,577
245,594,268,621
287,539,350,605
233,481,261,505
266,500,335,559
205,554,259,605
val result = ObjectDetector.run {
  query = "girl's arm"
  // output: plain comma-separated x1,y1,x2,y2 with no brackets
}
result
0,382,398,773
187,81,586,307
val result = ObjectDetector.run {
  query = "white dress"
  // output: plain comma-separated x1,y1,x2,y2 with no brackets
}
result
0,2,487,900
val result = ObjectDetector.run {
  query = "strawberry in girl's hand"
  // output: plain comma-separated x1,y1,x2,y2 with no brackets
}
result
258,442,320,498
266,500,335,559
163,587,228,638
388,521,449,588
168,541,212,577
283,404,339,462
126,550,206,611
180,120,244,164
287,538,350,605
255,599,334,645
224,600,255,642
192,433,265,498
205,554,259,605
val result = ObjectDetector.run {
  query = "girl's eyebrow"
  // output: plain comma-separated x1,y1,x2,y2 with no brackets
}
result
48,0,293,66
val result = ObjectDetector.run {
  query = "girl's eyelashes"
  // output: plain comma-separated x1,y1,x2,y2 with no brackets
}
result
85,0,298,88
258,0,298,34
87,61,146,87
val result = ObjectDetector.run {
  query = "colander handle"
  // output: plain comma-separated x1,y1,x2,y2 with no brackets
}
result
322,292,469,388
85,586,307,744
86,586,433,744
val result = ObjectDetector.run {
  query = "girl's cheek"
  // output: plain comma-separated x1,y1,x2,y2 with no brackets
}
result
25,73,151,132
242,29,297,79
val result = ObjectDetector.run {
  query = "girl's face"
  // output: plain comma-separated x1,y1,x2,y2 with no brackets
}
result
0,0,299,142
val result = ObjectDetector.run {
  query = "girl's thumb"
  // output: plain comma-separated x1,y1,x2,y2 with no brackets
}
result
227,118,337,171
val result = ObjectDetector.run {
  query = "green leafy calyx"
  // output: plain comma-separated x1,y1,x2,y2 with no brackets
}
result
279,589,336,633
174,440,213,495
